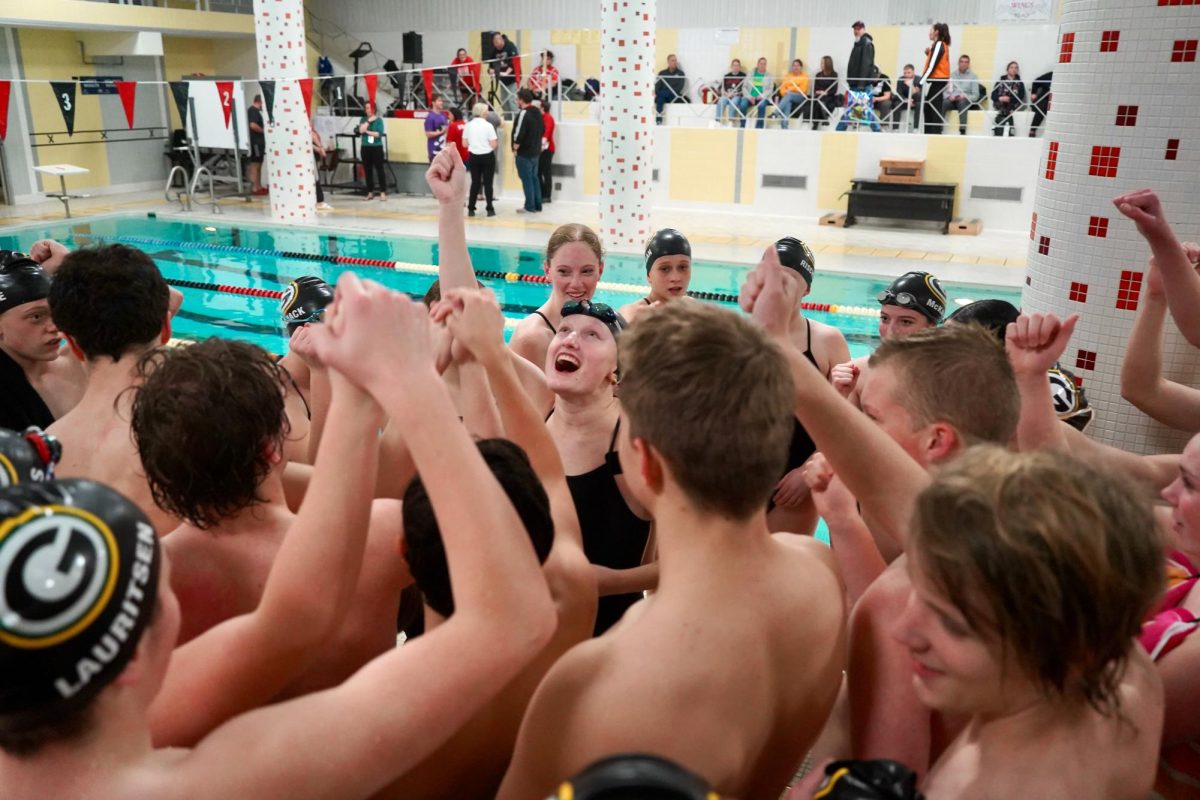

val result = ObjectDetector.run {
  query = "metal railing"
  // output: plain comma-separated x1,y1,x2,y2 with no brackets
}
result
89,0,252,12
189,166,220,214
165,165,191,211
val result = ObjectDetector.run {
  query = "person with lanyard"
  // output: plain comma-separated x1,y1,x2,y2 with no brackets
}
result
0,252,84,432
542,300,653,636
618,228,692,324
768,238,850,537
914,23,951,134
357,101,387,201
509,223,605,368
424,95,449,163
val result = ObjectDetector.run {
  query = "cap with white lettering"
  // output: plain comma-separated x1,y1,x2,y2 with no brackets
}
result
0,479,160,722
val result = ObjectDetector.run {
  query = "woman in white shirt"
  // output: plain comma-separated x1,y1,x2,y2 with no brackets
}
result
464,103,499,217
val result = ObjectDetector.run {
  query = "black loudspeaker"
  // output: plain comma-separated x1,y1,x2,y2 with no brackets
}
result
402,31,423,64
481,31,497,62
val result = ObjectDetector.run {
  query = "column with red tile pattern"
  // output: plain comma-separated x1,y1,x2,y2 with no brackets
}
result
599,0,655,252
1025,0,1200,454
254,0,316,224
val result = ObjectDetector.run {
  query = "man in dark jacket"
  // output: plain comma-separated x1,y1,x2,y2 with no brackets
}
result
847,22,876,90
511,89,544,213
655,54,689,123
1030,71,1052,137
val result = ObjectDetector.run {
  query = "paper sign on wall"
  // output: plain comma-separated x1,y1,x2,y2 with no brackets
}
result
995,0,1053,21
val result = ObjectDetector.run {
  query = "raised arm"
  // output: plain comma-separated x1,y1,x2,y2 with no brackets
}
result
150,366,383,746
1116,189,1200,348
740,248,929,551
426,147,476,291
1121,256,1200,432
174,275,556,800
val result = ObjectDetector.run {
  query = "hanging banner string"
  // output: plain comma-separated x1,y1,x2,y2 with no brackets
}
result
0,52,544,87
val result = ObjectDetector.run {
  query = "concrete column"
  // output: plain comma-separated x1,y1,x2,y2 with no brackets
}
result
1024,0,1200,454
599,0,655,253
253,0,315,223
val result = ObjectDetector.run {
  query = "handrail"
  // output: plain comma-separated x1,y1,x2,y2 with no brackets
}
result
165,165,192,211
190,166,221,214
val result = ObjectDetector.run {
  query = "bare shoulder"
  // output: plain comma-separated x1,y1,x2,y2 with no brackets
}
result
618,300,644,323
770,532,838,574
509,316,553,365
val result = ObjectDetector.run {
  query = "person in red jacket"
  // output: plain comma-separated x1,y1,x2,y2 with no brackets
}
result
450,48,481,106
446,107,469,164
535,99,555,204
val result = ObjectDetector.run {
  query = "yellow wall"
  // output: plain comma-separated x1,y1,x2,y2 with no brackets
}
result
656,29,679,71
16,28,111,191
958,25,997,84
738,28,791,74
583,124,599,194
162,37,217,129
669,128,737,204
871,26,901,77
816,131,858,210
793,27,810,69
383,118,432,163
739,130,757,205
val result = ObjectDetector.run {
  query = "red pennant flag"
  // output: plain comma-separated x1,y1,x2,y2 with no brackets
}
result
215,81,234,128
421,69,434,106
114,81,137,129
364,73,378,108
298,77,314,119
0,81,9,141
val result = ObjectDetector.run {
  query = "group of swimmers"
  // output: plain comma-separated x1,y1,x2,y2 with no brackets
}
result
0,146,1197,799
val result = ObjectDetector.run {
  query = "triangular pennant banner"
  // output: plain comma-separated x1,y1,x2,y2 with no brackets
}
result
364,73,378,108
50,81,77,136
114,81,137,129
298,77,314,119
215,81,234,128
421,70,434,107
169,81,190,130
0,81,10,141
259,80,276,124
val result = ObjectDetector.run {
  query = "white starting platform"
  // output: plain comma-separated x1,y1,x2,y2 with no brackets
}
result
34,164,91,218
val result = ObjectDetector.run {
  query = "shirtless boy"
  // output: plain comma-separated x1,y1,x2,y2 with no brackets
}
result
0,273,556,800
45,245,176,534
499,300,845,799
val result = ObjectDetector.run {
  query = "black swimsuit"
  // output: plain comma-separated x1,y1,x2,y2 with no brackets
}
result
770,320,820,509
274,356,312,420
533,310,557,333
554,414,651,635
0,347,54,431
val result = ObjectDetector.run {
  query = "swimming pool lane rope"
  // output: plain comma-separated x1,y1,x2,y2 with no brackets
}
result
113,235,880,318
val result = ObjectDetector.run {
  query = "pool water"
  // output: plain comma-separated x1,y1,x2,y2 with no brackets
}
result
0,214,1021,358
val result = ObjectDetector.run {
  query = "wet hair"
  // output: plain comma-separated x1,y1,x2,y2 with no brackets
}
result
403,439,552,617
131,338,290,529
913,446,1163,716
932,23,951,45
619,302,793,520
545,223,605,267
48,244,169,361
869,323,1018,446
421,278,485,308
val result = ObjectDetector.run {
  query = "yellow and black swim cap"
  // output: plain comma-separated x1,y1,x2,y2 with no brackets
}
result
0,427,62,488
0,480,160,722
280,275,335,335
553,753,719,800
776,236,816,287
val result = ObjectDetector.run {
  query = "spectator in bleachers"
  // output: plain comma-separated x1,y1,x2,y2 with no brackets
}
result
655,54,689,124
489,33,520,116
991,61,1026,136
451,48,480,107
529,50,559,101
942,55,984,136
914,23,951,134
895,63,921,131
775,59,810,130
847,21,876,90
811,56,841,130
868,65,894,129
715,58,750,126
748,57,776,129
1030,70,1053,137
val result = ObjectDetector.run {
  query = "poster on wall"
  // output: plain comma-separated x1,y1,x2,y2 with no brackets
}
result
995,0,1053,21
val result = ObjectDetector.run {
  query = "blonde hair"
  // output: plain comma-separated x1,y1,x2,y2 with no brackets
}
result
545,224,604,266
472,102,488,118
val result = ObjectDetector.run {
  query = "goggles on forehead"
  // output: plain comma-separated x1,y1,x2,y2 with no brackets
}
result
561,299,626,338
877,289,944,319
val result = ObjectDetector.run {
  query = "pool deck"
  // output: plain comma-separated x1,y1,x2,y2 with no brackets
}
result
0,189,1028,290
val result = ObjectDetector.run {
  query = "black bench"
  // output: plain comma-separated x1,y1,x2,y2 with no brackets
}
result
843,180,957,233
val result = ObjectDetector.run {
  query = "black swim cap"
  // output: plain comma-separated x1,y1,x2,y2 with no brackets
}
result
0,480,160,722
811,758,924,799
877,271,947,324
555,754,719,800
776,237,816,287
0,428,62,488
280,276,334,334
644,228,691,274
0,253,51,316
561,299,627,341
945,299,1020,342
1048,364,1093,432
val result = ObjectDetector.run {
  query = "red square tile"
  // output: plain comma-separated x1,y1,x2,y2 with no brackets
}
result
1038,235,1051,256
1060,32,1076,63
1115,105,1138,126
1167,138,1180,160
1089,145,1121,178
1076,349,1097,371
1173,40,1199,62
1116,269,1143,310
1030,212,1038,241
1069,281,1089,303
1045,142,1059,180
1101,30,1120,52
1087,216,1110,237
